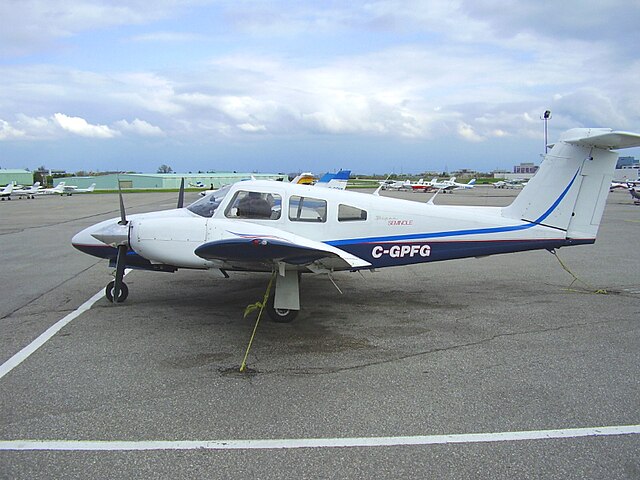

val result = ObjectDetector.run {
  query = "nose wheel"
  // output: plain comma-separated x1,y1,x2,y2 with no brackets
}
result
105,280,129,303
106,244,129,303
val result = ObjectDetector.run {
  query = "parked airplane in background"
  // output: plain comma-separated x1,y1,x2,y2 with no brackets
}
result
189,181,207,188
610,179,640,191
0,183,13,200
380,179,411,191
11,182,41,199
290,170,351,190
494,180,528,189
36,182,66,195
290,172,316,185
430,177,476,193
316,170,351,190
72,128,640,322
407,178,437,192
64,183,96,195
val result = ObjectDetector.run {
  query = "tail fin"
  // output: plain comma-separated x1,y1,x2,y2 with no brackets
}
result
316,169,351,190
88,183,96,192
502,128,640,239
468,178,476,185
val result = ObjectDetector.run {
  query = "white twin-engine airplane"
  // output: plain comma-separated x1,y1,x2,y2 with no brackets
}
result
72,128,640,322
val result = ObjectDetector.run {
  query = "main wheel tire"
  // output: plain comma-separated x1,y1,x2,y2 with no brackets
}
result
266,294,299,323
105,280,129,303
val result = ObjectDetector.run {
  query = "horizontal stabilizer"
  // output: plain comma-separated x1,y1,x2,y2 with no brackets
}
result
503,127,640,239
561,129,640,150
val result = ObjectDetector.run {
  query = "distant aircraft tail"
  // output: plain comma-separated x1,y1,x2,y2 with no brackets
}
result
88,183,96,192
502,128,640,239
316,169,351,190
468,178,476,185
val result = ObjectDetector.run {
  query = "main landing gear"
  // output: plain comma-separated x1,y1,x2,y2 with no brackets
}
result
264,269,301,323
266,293,299,323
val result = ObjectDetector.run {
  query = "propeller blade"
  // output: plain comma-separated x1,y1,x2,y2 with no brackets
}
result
112,244,128,303
117,180,127,225
177,177,185,209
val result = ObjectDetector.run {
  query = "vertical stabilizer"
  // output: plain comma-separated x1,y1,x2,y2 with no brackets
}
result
502,128,640,239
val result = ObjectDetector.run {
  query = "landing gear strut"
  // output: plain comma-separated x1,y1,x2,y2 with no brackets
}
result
106,243,129,303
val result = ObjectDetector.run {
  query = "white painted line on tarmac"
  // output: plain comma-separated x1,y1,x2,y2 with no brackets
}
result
0,271,130,381
1,425,638,451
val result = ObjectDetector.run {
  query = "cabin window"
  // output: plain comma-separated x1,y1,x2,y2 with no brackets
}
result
225,191,282,220
338,204,368,222
288,195,327,222
187,185,232,218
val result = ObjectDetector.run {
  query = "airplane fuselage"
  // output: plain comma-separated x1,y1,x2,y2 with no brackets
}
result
73,179,587,273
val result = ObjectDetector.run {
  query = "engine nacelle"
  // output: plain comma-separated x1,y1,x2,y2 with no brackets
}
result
130,217,210,268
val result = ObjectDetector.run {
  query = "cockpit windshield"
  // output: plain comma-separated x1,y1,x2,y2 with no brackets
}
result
186,185,232,218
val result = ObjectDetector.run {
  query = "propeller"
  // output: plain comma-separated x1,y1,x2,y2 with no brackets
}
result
112,180,129,302
118,181,127,225
177,177,185,209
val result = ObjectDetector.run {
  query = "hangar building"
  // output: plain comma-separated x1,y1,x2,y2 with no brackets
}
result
61,172,287,190
0,169,34,186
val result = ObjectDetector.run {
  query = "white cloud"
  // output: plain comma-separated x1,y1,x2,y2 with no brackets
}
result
457,123,485,142
2,0,640,170
0,119,26,140
110,73,183,116
114,118,164,136
237,123,266,133
0,0,205,56
53,113,119,138
129,32,206,42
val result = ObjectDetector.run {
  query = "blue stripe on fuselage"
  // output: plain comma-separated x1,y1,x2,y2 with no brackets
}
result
339,238,593,269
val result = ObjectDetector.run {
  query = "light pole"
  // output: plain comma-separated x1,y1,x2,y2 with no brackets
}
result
541,110,552,154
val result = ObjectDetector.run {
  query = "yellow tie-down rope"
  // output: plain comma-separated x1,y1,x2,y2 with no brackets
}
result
240,271,276,373
549,249,608,295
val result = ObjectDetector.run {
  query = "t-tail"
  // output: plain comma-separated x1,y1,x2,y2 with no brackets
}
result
502,128,640,239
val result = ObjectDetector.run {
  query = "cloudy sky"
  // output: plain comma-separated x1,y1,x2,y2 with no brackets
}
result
1,0,639,175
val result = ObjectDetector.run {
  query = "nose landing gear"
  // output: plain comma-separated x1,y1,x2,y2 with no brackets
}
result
105,280,129,302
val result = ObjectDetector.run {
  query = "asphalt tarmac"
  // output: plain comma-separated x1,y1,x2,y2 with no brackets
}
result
1,187,639,479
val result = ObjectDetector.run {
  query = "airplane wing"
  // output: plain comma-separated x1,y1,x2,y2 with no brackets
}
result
194,229,370,272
